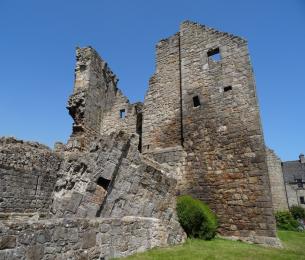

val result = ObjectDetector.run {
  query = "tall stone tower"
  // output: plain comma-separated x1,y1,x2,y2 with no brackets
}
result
143,21,278,245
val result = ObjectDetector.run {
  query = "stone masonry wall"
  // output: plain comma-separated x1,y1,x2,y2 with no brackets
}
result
51,132,131,218
51,132,186,244
266,148,289,211
179,21,276,241
145,146,188,192
142,34,183,152
0,137,61,213
67,47,139,151
142,21,279,245
0,217,175,260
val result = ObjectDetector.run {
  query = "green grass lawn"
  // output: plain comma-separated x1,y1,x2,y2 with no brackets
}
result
121,231,305,260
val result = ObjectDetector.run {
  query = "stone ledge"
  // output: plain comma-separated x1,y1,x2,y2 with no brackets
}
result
219,234,282,248
0,216,186,260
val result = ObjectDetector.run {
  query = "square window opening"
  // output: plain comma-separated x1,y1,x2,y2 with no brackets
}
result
207,48,221,62
193,96,201,107
224,86,232,92
120,109,126,119
300,196,305,204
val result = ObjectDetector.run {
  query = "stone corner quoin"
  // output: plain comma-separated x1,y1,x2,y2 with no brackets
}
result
0,20,283,259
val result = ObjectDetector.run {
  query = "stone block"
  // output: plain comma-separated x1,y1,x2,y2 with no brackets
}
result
0,235,16,250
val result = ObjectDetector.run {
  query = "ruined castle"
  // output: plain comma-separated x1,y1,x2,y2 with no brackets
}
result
0,21,282,259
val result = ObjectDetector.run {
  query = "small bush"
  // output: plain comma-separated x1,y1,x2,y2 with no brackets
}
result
176,195,217,240
275,211,299,231
290,205,305,220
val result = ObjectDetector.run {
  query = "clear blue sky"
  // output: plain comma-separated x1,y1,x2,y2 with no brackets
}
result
0,0,304,161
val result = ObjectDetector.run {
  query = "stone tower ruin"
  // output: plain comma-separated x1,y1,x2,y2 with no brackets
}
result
67,21,278,243
0,21,281,259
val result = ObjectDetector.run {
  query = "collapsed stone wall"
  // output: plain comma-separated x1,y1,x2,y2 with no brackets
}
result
0,137,61,214
266,148,288,211
51,132,185,244
51,132,131,218
0,217,175,260
67,47,141,151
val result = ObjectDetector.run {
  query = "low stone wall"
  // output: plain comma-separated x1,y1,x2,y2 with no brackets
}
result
266,148,288,211
0,216,184,260
0,137,61,213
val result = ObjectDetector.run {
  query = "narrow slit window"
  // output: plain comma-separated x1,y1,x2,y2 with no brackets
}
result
97,176,111,190
193,96,201,107
224,86,232,92
207,48,221,61
300,196,305,204
120,109,126,119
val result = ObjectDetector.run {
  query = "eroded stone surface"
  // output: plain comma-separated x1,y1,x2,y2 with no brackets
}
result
0,217,184,260
0,137,61,214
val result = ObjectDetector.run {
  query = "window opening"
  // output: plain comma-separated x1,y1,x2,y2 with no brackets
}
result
300,196,305,204
120,109,126,119
224,86,232,92
207,48,221,61
193,96,201,107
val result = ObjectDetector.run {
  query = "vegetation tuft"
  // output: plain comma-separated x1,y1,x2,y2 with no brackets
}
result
289,205,305,220
176,195,217,240
275,211,299,231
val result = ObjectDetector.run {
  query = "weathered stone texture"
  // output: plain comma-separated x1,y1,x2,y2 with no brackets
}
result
142,34,183,152
51,132,185,242
179,21,276,240
142,21,278,243
0,217,183,260
0,137,61,213
266,148,289,211
51,132,131,218
67,47,141,151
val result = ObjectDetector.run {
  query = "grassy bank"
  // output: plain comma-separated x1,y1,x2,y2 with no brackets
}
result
122,231,305,260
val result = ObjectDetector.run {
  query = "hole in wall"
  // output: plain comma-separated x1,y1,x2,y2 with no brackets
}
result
223,86,232,92
79,64,86,72
207,48,221,62
120,109,126,119
300,196,305,204
136,112,143,152
193,96,201,107
97,177,111,190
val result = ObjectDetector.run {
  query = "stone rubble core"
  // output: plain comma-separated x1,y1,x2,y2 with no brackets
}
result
0,20,283,259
